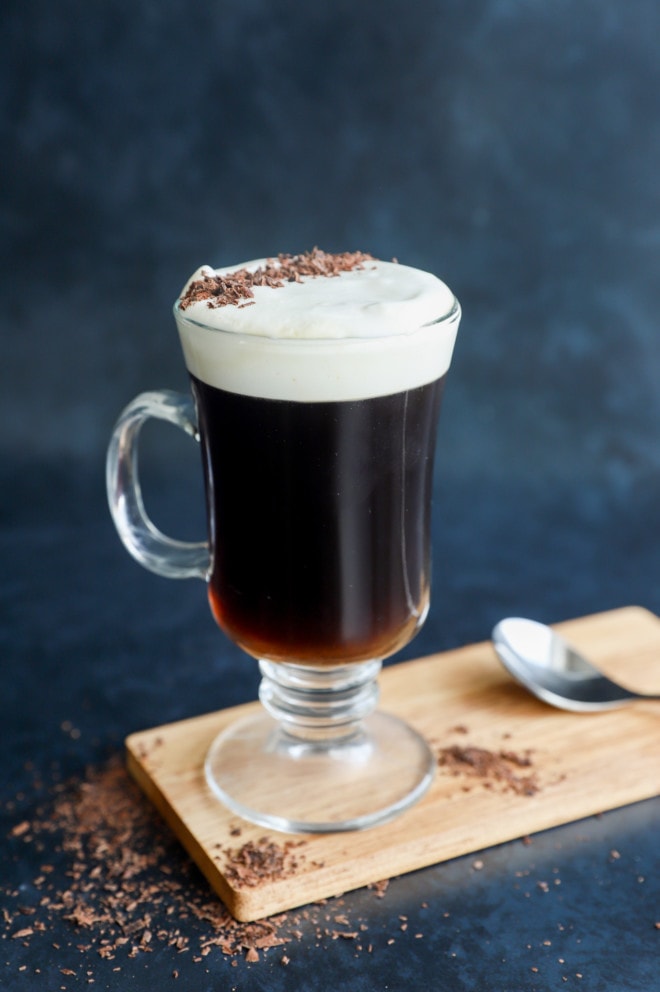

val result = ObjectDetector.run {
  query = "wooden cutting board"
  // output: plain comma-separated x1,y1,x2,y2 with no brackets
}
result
126,606,660,921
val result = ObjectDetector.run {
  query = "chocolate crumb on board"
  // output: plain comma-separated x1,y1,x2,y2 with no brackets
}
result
437,743,540,796
179,248,375,311
222,837,307,889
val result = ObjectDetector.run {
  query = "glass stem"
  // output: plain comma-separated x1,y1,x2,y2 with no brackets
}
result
258,659,382,744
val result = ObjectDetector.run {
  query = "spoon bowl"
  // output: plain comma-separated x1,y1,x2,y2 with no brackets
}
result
492,617,660,712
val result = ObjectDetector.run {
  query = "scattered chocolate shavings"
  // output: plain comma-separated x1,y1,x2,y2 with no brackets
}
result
437,744,540,796
179,248,375,311
1,755,400,974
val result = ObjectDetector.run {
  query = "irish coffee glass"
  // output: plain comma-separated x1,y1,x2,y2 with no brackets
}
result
106,298,460,833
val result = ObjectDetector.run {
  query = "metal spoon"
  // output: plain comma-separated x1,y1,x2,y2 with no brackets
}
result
492,617,660,712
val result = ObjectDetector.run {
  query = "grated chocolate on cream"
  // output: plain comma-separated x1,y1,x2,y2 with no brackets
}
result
179,248,375,311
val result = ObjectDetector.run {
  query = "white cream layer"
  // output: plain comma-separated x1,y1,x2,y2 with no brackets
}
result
174,258,460,402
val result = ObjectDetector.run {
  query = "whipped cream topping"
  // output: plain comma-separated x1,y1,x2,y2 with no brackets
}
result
174,255,460,401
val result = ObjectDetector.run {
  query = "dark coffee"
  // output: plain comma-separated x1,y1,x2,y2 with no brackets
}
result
191,374,445,665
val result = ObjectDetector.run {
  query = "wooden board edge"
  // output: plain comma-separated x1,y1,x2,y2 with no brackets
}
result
125,741,244,916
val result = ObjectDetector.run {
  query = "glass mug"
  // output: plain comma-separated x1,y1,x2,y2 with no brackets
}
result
106,269,460,833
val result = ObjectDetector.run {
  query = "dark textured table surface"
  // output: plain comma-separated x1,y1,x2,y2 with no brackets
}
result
4,1,660,988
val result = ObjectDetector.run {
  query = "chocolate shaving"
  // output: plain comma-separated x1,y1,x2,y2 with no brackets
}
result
437,744,540,796
179,248,375,311
222,838,306,889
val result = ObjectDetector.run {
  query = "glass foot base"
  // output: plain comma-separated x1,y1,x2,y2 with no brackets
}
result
204,710,435,834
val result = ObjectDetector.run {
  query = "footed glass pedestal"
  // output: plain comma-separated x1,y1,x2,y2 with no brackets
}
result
204,659,435,833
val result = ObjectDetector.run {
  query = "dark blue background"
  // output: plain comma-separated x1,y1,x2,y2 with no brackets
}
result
2,2,660,989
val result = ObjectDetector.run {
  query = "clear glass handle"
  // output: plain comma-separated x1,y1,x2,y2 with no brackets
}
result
106,389,210,580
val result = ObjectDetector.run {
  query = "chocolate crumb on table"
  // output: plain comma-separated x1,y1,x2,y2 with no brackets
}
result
178,248,375,311
1,756,400,973
368,879,390,899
